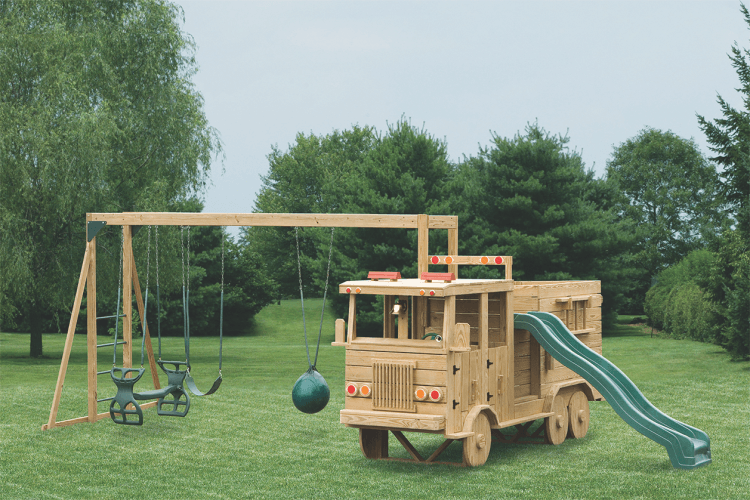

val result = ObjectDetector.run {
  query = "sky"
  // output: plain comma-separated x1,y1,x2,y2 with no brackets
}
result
174,0,749,221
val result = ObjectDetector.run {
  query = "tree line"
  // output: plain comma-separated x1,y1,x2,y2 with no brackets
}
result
1,1,747,360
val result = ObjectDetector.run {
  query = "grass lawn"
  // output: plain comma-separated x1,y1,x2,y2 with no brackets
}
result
1,303,748,499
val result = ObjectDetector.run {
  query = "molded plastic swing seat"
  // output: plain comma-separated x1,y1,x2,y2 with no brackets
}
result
109,367,146,425
185,372,222,397
292,367,330,414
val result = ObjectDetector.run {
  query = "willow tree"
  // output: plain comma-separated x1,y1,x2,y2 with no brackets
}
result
0,0,221,356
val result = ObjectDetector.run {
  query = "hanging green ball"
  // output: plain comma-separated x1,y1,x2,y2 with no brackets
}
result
292,367,330,414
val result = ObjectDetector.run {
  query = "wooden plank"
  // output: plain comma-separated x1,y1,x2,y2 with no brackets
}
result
87,239,97,421
45,244,91,430
334,318,346,344
418,214,429,277
446,349,462,434
488,346,498,412
347,293,357,341
460,351,470,412
346,350,446,370
530,335,540,397
513,398,544,419
88,212,459,229
347,339,445,354
454,323,470,350
470,350,481,406
536,281,601,299
345,396,446,415
429,255,511,266
479,293,489,406
443,295,456,347
346,365,446,386
398,295,409,340
496,412,554,430
505,289,515,420
122,226,133,370
340,409,445,431
447,227,458,277
383,295,395,339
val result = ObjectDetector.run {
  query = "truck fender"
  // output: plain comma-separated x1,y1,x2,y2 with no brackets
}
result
462,405,500,435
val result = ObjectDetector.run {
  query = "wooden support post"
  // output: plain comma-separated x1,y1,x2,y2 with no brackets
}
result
383,295,395,339
479,293,489,403
506,291,515,420
347,293,357,341
397,296,409,339
87,238,97,421
417,214,429,277
122,226,133,370
43,244,91,431
448,226,458,278
131,254,160,389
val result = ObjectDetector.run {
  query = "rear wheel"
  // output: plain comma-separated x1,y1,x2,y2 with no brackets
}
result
567,391,590,439
545,395,568,445
359,428,388,459
463,412,491,466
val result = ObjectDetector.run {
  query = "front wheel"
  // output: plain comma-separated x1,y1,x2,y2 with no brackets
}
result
463,412,491,466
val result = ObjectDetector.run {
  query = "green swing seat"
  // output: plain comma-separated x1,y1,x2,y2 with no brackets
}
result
109,360,191,426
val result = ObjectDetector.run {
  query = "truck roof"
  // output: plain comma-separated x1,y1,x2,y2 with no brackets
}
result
338,278,514,297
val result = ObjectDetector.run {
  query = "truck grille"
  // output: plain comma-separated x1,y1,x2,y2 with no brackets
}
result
372,360,415,412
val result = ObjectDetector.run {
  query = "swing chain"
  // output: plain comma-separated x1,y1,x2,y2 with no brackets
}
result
145,225,151,292
221,233,225,293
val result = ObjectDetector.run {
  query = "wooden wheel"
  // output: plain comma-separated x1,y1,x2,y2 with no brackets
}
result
545,395,568,445
359,428,388,459
463,411,491,467
567,391,590,439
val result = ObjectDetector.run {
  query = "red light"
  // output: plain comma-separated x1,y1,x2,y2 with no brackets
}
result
431,256,439,264
429,290,435,296
430,389,442,401
495,256,504,264
345,287,351,293
346,383,357,396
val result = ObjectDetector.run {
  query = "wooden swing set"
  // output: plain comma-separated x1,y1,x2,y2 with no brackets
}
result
42,212,460,431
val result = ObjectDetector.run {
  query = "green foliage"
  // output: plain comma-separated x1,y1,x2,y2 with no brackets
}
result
449,123,636,326
697,3,750,233
249,119,453,334
704,229,750,360
606,128,727,313
644,249,716,334
0,0,221,355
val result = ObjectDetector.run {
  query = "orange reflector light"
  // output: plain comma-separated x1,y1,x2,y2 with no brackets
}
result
355,287,361,294
360,384,371,397
415,387,427,401
495,256,504,264
431,256,439,264
480,256,489,264
346,383,358,396
419,289,425,296
445,256,453,264
429,388,442,402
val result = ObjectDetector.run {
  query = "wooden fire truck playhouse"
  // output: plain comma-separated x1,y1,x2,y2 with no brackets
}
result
43,213,711,470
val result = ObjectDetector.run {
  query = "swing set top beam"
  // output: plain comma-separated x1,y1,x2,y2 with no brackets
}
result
86,213,458,229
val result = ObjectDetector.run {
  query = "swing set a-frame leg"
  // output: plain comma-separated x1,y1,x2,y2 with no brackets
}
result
42,233,160,431
42,243,92,431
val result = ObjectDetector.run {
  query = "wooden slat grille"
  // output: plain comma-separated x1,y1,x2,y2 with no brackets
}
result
372,360,415,412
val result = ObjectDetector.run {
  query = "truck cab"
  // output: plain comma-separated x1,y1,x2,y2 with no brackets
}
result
333,271,602,466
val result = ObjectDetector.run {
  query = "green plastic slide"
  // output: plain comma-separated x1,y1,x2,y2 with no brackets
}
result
514,312,711,470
